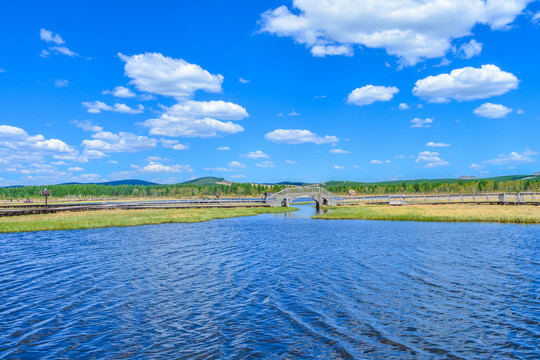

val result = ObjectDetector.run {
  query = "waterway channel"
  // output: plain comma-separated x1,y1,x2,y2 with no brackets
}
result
0,205,539,359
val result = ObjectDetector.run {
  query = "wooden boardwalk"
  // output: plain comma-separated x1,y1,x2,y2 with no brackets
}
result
0,198,267,217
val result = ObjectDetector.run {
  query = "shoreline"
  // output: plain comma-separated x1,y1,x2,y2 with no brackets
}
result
313,204,540,224
0,207,297,234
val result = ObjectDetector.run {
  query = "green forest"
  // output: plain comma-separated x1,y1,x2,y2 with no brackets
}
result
1,177,539,200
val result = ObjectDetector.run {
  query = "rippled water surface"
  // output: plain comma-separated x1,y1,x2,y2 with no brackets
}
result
1,205,539,359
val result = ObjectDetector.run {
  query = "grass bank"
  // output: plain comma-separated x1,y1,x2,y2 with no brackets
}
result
0,207,296,233
313,204,540,224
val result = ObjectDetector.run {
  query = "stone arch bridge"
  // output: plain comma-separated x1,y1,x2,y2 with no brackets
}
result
267,186,338,210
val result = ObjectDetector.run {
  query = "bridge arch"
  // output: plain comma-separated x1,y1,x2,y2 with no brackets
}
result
267,186,337,210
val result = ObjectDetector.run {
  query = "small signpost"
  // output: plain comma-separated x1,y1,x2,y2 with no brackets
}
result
39,188,51,209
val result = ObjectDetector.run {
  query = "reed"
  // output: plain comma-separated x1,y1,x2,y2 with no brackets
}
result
313,204,540,224
0,207,296,233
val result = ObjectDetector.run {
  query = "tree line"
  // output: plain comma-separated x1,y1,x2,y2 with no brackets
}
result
0,178,539,200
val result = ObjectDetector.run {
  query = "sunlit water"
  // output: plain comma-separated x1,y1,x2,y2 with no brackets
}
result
1,205,539,359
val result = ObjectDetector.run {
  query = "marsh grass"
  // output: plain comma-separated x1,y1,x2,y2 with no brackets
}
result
313,204,540,224
0,207,296,233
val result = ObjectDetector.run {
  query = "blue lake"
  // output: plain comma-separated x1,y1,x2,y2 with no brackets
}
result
1,205,539,359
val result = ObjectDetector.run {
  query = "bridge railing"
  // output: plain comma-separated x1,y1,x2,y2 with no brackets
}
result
336,192,540,205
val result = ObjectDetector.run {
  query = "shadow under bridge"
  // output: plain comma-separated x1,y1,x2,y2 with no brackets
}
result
266,186,338,210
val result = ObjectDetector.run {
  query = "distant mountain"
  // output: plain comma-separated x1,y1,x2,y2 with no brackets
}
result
457,176,479,180
533,171,540,176
58,179,158,186
182,177,225,185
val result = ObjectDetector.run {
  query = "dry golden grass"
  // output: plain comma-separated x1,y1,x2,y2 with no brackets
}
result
0,207,295,233
314,204,540,224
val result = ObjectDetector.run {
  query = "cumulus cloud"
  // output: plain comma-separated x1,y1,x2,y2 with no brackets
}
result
143,100,247,137
265,129,338,144
217,146,231,151
72,120,103,132
415,151,450,167
229,161,245,168
334,165,346,169
484,150,536,165
39,29,78,58
54,79,70,88
533,12,540,23
239,77,250,84
141,162,192,173
410,118,433,128
68,167,84,172
119,52,223,99
457,39,483,59
81,131,157,158
330,149,350,154
413,65,519,102
102,86,136,98
473,103,513,118
426,142,450,147
259,1,532,65
83,101,144,114
0,124,82,169
255,161,275,168
40,28,64,45
347,85,399,106
398,103,410,110
370,160,391,164
241,150,269,159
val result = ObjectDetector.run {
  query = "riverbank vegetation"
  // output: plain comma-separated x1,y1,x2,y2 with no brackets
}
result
313,204,540,224
0,207,296,233
1,176,539,200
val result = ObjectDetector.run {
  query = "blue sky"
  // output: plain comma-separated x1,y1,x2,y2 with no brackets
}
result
1,0,539,185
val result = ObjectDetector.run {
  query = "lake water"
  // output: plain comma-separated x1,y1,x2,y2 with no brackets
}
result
1,205,539,359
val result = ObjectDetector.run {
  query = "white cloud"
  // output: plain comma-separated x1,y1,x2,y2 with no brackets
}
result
217,146,231,151
259,1,532,65
311,44,353,57
242,150,269,159
119,52,223,99
457,39,483,59
285,160,298,164
426,142,450,147
204,167,231,172
229,161,245,168
143,100,247,137
173,144,188,150
470,163,483,170
141,162,192,173
484,150,537,165
398,103,410,110
370,160,391,164
81,131,157,157
516,109,524,114
159,138,188,150
239,77,250,84
255,161,275,168
68,167,84,172
265,129,338,144
473,103,513,118
0,125,81,168
82,101,144,114
40,28,64,45
413,65,519,102
39,29,78,58
231,174,247,179
54,79,69,88
415,151,450,168
102,86,136,98
288,110,300,116
330,149,350,154
334,165,346,169
146,156,170,162
347,85,399,106
411,118,433,128
532,11,540,23
72,120,103,132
